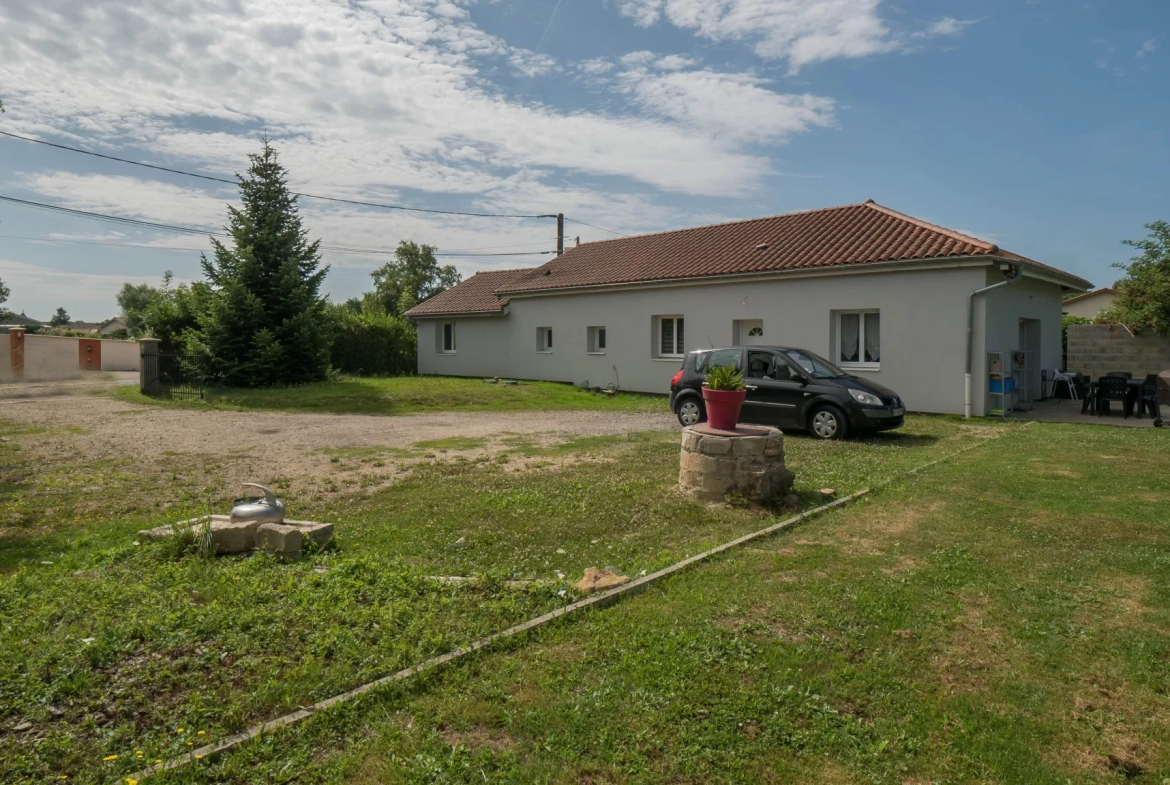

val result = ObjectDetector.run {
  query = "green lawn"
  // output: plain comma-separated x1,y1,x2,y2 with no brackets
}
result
110,376,665,416
2,415,1167,783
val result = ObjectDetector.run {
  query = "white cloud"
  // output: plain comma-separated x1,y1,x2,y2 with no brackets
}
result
577,57,616,75
616,0,975,72
0,258,175,314
0,0,771,204
617,67,834,145
1136,38,1158,58
654,54,697,71
509,49,559,77
911,17,978,39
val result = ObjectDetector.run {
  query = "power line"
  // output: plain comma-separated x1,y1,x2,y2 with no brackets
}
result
0,129,633,236
0,129,546,219
561,216,627,237
0,225,554,259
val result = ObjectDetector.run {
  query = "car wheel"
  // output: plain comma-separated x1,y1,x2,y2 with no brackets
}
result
676,397,705,427
808,405,847,440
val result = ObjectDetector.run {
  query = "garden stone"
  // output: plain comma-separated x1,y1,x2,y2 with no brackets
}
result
256,523,303,557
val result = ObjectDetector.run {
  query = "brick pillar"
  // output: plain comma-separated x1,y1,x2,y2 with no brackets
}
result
9,327,25,379
139,338,160,395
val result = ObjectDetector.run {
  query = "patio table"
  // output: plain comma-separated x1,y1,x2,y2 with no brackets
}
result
1088,378,1141,418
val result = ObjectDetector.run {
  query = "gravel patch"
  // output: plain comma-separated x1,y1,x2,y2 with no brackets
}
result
0,396,677,506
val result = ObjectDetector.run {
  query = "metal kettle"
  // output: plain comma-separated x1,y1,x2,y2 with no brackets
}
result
230,483,287,524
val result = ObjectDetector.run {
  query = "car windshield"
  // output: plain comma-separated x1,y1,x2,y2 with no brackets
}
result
784,349,847,379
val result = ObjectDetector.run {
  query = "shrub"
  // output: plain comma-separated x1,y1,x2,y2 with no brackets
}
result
329,305,417,377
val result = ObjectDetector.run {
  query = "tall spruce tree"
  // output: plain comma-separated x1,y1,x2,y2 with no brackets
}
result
200,140,331,386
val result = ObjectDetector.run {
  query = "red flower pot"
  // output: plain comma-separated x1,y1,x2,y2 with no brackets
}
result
702,387,747,431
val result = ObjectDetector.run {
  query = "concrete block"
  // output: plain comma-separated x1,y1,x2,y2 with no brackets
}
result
286,520,334,547
213,519,261,554
256,523,303,557
680,430,702,453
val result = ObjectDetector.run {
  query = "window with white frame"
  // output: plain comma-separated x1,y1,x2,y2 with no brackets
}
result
440,322,456,354
587,326,606,354
837,311,880,367
536,326,553,353
657,316,685,357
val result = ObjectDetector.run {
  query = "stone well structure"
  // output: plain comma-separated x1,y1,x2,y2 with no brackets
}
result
678,424,795,503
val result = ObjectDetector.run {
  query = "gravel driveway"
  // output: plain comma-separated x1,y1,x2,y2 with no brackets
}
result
0,396,677,509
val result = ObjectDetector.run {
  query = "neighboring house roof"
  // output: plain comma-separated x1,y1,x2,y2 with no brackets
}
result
66,322,103,331
1062,287,1117,305
404,268,534,317
0,311,45,326
496,200,1092,296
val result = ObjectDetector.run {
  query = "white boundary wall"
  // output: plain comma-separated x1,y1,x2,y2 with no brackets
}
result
100,339,141,371
22,335,82,382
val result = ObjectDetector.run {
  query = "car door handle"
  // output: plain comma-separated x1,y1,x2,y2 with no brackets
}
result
745,384,758,390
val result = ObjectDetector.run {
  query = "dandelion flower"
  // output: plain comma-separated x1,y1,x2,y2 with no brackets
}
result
126,779,138,785
197,730,205,735
176,727,184,733
103,755,118,761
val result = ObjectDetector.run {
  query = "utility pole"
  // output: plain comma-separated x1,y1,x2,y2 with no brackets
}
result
538,212,566,256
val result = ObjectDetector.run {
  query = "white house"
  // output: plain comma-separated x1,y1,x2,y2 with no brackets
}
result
406,201,1091,417
1061,288,1116,320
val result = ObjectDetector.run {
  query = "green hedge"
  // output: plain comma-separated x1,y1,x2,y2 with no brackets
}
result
329,309,417,376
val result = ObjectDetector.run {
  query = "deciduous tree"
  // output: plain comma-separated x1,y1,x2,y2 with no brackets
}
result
1100,220,1170,334
370,241,460,316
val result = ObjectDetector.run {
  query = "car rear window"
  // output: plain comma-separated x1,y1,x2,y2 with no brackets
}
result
692,351,713,373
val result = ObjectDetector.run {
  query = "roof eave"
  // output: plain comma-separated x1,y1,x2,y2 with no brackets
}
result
996,257,1092,291
405,307,509,319
495,254,1005,298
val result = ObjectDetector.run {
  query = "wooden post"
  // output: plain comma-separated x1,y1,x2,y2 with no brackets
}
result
9,327,25,379
139,338,160,395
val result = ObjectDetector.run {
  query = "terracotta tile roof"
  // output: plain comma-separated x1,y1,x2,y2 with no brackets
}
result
404,267,534,317
497,200,1092,294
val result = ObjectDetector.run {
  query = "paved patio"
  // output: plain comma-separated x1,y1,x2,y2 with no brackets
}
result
1013,399,1163,428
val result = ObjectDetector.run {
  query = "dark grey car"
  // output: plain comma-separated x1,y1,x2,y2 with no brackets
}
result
668,346,905,439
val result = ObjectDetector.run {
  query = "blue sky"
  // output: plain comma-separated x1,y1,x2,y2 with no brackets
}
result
0,0,1166,320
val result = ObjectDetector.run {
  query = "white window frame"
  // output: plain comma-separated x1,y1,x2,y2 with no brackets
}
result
587,326,607,354
836,310,880,370
440,322,456,354
656,315,685,359
537,326,553,353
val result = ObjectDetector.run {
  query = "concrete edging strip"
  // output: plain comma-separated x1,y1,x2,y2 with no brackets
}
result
127,428,1016,781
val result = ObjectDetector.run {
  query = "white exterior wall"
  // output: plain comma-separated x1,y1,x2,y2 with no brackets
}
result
1062,290,1116,320
100,339,141,371
972,274,1066,414
419,265,1002,415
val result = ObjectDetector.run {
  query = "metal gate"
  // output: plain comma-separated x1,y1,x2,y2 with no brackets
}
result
147,353,206,399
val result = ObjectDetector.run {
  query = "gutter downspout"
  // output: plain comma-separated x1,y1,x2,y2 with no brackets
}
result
965,264,1024,419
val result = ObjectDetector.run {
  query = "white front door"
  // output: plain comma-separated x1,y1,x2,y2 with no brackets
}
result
741,319,765,345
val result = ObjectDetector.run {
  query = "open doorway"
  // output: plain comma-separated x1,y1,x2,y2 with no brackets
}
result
1018,318,1041,407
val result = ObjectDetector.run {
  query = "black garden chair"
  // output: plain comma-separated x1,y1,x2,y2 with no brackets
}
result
1095,375,1132,418
1076,374,1097,414
1137,374,1160,419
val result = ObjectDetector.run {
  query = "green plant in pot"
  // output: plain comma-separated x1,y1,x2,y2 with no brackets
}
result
702,363,747,430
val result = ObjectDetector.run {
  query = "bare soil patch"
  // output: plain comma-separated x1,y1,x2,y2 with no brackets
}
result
0,396,675,515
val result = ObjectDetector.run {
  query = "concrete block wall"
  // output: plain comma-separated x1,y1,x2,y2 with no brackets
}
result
1066,324,1170,380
